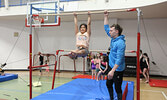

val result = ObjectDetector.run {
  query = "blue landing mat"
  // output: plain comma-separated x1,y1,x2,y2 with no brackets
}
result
32,79,134,100
0,73,18,82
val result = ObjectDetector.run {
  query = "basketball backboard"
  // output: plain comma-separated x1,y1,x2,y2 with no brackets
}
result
25,1,64,27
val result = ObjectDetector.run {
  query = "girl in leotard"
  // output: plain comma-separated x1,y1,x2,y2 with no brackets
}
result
95,53,101,80
90,55,96,79
97,55,108,81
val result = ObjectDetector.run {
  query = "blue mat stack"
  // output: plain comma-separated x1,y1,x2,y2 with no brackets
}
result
0,73,18,82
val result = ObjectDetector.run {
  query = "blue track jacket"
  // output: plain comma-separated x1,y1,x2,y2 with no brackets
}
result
104,24,126,71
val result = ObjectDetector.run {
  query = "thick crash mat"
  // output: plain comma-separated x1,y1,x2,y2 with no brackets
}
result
32,78,134,100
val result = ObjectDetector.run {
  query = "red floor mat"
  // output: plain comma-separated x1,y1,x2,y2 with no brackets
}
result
149,79,167,88
72,74,107,80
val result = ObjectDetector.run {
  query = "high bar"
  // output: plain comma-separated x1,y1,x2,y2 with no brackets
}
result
37,8,136,16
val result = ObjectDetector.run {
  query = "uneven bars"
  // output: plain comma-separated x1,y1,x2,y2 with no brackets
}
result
57,49,136,53
28,64,49,68
90,50,136,53
37,8,136,16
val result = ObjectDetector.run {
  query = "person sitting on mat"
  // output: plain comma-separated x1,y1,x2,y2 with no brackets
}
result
69,11,91,59
97,55,108,81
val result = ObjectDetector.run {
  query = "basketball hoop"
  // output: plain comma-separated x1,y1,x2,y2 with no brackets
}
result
32,14,44,28
25,1,61,27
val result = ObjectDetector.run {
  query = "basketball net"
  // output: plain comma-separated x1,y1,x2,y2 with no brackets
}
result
32,15,43,28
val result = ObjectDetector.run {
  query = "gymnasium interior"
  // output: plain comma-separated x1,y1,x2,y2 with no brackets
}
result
0,0,167,100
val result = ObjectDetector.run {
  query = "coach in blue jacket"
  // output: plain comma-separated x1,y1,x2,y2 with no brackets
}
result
104,10,126,100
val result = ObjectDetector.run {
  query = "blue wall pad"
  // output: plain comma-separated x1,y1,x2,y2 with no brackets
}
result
32,79,134,100
0,73,18,82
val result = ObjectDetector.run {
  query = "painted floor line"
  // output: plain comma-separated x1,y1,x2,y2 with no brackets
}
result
141,89,167,99
162,92,167,100
141,89,162,93
41,81,66,84
0,87,41,94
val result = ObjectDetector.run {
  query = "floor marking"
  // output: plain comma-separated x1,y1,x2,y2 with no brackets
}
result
141,89,167,99
141,89,162,93
162,92,167,100
0,87,40,94
41,81,67,84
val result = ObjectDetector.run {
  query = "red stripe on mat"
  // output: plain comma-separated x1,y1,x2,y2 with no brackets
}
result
149,79,167,88
122,83,128,100
72,74,107,80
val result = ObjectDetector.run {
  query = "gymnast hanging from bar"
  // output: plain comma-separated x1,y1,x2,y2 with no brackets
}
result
68,11,91,59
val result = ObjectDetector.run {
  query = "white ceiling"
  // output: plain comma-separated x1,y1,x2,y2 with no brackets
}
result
0,1,167,22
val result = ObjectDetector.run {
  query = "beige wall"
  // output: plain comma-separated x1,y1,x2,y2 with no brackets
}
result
0,0,167,75
1,17,166,75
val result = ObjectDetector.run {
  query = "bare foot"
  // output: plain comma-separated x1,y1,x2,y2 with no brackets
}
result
68,52,74,59
68,52,77,59
145,80,149,83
